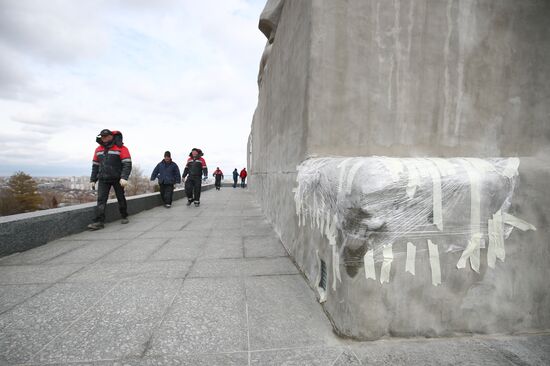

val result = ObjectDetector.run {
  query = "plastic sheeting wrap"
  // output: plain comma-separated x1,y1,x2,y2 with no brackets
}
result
294,157,536,289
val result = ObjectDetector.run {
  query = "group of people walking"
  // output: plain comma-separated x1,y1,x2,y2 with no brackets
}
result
87,129,248,230
211,167,248,190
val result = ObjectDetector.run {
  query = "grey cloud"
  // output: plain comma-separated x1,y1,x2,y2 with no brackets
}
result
0,0,109,101
0,0,109,64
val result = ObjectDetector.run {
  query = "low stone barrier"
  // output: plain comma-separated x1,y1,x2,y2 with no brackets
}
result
0,185,213,257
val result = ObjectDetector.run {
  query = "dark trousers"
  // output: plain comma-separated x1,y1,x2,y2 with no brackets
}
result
233,178,238,188
159,183,174,204
241,177,246,188
215,177,222,189
95,180,127,223
185,176,202,202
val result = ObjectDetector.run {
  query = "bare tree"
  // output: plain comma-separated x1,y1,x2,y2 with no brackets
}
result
39,190,60,209
126,165,152,196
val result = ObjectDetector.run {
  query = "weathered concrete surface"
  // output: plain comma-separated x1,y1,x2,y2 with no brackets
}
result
0,186,213,257
249,0,550,339
1,188,549,365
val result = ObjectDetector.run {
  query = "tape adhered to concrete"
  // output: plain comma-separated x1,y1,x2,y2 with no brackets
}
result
337,158,353,196
487,218,497,269
406,242,416,275
324,213,338,246
427,161,443,231
456,234,482,273
380,244,393,284
332,245,341,291
493,211,505,261
463,159,482,232
364,248,376,280
346,160,365,195
471,235,481,272
503,213,537,232
404,160,420,199
428,239,441,286
458,159,482,272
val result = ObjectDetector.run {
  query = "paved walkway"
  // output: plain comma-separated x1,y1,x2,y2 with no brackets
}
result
0,188,549,365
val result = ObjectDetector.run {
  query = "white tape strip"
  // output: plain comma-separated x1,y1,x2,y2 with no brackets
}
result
403,160,420,199
345,160,364,195
458,159,482,272
293,188,302,225
332,245,341,291
456,233,482,272
487,218,496,269
503,213,537,232
318,197,325,233
494,211,505,261
463,159,481,231
380,244,393,284
311,192,318,229
364,249,376,280
325,213,338,246
406,242,416,275
428,240,441,286
470,234,481,272
427,161,443,231
337,158,353,196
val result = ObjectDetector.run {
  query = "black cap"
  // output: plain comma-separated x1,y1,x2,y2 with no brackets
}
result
164,151,171,157
99,129,112,136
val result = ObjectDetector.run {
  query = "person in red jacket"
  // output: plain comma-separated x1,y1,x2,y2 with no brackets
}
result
88,129,132,230
213,167,224,190
182,148,208,207
240,168,248,188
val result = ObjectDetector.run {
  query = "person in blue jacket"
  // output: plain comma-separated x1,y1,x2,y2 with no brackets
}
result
232,168,239,188
150,151,181,208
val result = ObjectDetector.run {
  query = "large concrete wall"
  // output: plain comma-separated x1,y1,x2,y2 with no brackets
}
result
249,0,312,244
249,0,550,340
307,0,550,158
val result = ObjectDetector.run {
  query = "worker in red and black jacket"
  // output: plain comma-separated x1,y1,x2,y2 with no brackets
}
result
182,148,207,207
88,129,132,230
240,168,248,188
213,167,224,190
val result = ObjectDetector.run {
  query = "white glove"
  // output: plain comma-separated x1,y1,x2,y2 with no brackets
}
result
90,182,96,190
119,179,128,188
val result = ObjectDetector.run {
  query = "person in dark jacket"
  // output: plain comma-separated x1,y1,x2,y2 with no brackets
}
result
213,167,224,190
240,168,248,188
150,151,181,208
232,168,239,188
182,148,208,207
88,129,132,230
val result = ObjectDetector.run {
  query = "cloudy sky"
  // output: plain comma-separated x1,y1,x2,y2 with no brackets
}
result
0,0,266,177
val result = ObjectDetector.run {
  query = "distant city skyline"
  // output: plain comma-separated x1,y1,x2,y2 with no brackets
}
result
0,0,266,178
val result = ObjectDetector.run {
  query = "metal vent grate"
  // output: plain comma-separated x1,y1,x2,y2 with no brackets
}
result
319,259,327,291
